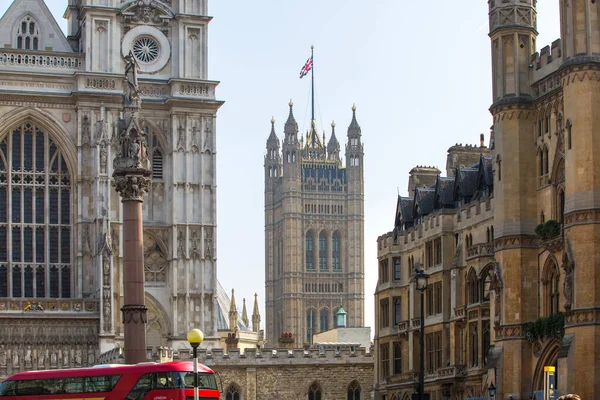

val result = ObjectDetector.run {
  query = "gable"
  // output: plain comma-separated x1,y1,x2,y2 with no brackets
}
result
0,0,72,52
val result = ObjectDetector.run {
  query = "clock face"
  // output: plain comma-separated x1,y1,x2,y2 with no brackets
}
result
122,26,171,74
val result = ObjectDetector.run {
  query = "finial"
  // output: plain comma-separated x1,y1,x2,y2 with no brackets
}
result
352,103,356,112
311,119,316,126
331,120,336,128
289,99,294,107
271,116,275,125
311,45,314,50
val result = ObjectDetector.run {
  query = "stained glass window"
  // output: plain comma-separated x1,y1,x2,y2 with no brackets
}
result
0,123,72,298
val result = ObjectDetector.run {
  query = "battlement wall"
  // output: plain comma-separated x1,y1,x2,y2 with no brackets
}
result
196,346,373,367
531,39,563,88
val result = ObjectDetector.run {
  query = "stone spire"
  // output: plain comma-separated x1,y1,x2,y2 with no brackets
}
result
112,51,152,364
228,288,238,332
266,116,279,148
241,298,249,327
284,100,298,143
327,120,341,161
347,103,361,137
252,293,261,333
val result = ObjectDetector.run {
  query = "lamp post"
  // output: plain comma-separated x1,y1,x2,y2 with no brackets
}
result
488,383,496,400
414,269,429,400
187,328,204,400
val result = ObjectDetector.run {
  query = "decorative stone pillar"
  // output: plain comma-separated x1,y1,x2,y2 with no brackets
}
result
112,52,152,364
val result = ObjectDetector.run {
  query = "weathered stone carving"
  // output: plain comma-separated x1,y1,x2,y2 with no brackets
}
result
562,236,575,311
178,228,186,258
82,224,92,257
81,114,91,145
190,125,199,153
113,175,151,202
177,125,186,152
122,0,174,24
190,230,200,260
204,227,213,260
204,119,213,153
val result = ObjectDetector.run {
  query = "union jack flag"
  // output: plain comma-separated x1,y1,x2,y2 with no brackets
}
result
299,56,313,79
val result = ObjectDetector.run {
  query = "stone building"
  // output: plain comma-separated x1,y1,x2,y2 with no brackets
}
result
198,346,374,400
375,142,493,400
264,104,365,347
0,0,224,378
375,1,600,398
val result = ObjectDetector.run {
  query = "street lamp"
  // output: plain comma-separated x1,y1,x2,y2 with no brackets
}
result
488,383,496,400
414,269,429,400
187,328,204,400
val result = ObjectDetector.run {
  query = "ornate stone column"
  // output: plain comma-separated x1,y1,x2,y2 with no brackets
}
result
112,52,152,364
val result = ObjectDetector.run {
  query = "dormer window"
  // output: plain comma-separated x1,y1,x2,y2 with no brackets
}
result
16,16,40,50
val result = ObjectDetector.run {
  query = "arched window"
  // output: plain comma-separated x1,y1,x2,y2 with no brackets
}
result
306,309,316,343
394,297,401,325
544,146,549,175
545,261,560,316
347,381,361,400
469,322,478,367
308,382,322,400
490,226,494,241
467,268,479,304
16,16,40,50
319,231,327,270
305,232,314,270
332,231,341,270
481,266,493,302
566,119,572,150
145,127,164,180
0,123,72,299
319,308,329,332
226,384,241,400
539,149,544,176
486,227,490,243
394,258,401,280
482,321,490,367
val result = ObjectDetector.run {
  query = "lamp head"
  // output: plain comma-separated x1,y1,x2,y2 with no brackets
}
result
488,383,496,396
187,328,204,348
415,269,430,291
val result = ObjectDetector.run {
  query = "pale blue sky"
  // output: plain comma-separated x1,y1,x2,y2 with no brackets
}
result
1,0,560,335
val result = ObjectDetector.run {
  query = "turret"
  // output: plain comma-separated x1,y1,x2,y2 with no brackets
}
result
282,100,299,176
327,121,341,162
265,117,281,179
345,104,363,171
488,0,537,103
252,293,261,333
241,298,249,327
560,0,600,60
228,288,238,332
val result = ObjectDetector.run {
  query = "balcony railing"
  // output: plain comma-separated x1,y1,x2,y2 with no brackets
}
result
397,320,409,335
437,364,467,378
466,242,494,260
0,50,84,73
411,318,421,329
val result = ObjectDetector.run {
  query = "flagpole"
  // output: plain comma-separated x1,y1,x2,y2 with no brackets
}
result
311,45,315,125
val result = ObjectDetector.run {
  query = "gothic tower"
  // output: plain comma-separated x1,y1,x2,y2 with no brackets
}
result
488,0,539,396
557,1,600,396
264,104,365,346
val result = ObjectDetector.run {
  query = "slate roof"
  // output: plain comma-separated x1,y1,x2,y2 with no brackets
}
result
454,167,479,199
414,187,436,216
395,196,414,229
435,177,456,208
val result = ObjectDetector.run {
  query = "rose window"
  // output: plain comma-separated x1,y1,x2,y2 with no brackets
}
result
132,36,159,63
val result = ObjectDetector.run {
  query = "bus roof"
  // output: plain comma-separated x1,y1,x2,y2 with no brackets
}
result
4,361,213,381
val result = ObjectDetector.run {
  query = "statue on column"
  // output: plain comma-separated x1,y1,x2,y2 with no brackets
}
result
124,52,140,107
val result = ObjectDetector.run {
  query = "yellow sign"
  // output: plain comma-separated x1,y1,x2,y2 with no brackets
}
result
544,366,556,373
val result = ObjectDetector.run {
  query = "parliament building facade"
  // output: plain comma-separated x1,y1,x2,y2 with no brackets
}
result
375,1,600,399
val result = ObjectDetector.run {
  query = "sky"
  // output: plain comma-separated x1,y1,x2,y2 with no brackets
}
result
1,0,560,336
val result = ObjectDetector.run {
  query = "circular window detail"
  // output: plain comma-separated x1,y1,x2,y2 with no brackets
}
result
133,36,160,63
122,26,171,74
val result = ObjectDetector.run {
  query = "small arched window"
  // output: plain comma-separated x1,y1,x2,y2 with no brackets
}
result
467,268,479,304
347,381,361,400
226,385,240,400
308,382,322,400
306,309,316,343
16,16,40,50
332,232,341,270
145,127,164,180
545,260,560,316
481,266,493,302
566,119,572,150
319,231,327,271
305,232,314,270
544,146,549,175
319,308,329,332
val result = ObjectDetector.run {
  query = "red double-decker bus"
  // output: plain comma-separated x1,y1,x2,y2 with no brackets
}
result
0,361,220,400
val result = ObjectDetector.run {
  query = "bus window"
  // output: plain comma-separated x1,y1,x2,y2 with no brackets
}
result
84,375,121,392
174,372,218,390
126,372,174,400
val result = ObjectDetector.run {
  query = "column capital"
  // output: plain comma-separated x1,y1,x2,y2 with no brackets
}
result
113,173,151,202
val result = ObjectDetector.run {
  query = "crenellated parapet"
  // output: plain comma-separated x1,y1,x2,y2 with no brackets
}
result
195,346,373,367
